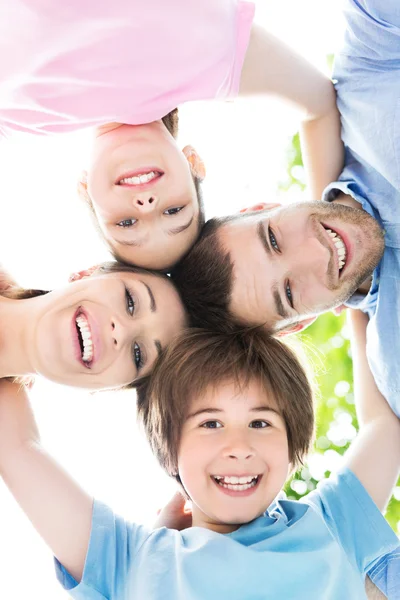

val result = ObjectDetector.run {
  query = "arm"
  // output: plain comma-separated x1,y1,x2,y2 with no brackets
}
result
0,380,92,583
240,24,344,199
344,310,400,511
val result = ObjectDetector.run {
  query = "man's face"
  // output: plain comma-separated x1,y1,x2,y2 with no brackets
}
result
218,201,385,329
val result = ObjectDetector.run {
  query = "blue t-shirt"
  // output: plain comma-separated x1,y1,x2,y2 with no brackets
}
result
322,0,400,419
55,469,398,599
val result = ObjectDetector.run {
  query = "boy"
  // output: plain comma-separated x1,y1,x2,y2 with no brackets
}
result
0,320,398,598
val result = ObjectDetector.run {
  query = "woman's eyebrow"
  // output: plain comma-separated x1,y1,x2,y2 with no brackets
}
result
141,281,156,312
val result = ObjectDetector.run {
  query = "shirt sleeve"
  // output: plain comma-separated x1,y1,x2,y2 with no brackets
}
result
368,547,400,600
54,499,151,600
305,468,399,575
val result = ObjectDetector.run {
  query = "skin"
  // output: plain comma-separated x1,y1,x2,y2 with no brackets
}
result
0,270,186,389
80,122,202,270
219,196,385,331
178,379,290,534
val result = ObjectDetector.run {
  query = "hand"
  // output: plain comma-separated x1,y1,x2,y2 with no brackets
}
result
0,265,18,293
153,491,192,531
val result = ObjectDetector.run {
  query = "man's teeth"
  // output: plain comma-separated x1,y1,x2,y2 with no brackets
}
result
325,228,347,270
76,314,93,363
213,475,258,491
119,171,158,185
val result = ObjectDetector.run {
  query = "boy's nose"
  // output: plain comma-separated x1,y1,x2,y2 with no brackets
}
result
133,194,158,212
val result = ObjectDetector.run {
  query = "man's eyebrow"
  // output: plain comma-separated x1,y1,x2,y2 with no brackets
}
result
168,216,194,236
257,221,289,320
141,281,156,312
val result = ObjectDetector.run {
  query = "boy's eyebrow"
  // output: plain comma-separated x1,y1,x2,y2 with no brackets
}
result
186,405,281,420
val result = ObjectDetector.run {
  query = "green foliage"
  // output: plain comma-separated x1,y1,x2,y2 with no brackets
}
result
280,134,400,534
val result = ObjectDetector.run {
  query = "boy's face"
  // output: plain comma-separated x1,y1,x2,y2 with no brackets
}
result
178,379,290,534
84,122,200,270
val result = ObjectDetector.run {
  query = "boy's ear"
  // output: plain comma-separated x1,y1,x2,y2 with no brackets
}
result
276,316,317,337
182,145,206,181
239,202,281,214
68,265,101,283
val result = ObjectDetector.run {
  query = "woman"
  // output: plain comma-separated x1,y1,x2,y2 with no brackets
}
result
0,262,186,390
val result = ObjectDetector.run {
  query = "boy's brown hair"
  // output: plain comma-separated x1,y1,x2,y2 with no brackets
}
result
137,327,315,477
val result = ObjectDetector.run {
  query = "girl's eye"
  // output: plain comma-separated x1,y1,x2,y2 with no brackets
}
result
164,206,184,216
117,218,137,228
125,287,136,316
285,281,294,309
200,420,222,429
133,342,143,371
249,420,270,429
268,226,280,252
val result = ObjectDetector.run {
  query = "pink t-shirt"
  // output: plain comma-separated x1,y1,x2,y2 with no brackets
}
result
0,0,255,136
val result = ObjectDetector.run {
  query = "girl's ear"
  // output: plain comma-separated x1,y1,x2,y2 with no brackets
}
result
239,202,281,214
182,145,206,181
68,265,101,283
77,170,91,204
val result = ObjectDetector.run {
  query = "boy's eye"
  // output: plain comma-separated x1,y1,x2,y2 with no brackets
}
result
117,218,137,228
268,227,280,252
125,287,136,316
200,420,222,429
249,420,270,429
164,206,184,216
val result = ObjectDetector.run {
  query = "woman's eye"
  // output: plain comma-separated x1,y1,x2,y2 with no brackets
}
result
285,281,294,309
125,287,136,316
117,218,137,228
249,420,270,429
201,420,222,429
133,342,143,370
164,206,184,216
268,227,280,252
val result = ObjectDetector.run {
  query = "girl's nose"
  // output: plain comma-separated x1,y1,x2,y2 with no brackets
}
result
133,195,158,212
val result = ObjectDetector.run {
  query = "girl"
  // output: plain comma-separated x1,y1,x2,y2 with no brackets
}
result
1,0,341,269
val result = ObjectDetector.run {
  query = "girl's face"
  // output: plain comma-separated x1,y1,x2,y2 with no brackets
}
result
85,122,201,270
29,271,187,389
178,379,290,534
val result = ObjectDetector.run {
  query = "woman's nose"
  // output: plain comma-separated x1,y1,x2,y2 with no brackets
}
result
133,194,158,212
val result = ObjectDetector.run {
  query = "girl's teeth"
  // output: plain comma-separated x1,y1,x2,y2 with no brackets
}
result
119,171,157,185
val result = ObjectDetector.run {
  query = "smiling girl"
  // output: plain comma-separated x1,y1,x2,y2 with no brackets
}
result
0,262,186,390
1,0,341,269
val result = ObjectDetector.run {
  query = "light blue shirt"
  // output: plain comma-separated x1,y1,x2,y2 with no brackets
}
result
55,469,398,599
322,2,400,596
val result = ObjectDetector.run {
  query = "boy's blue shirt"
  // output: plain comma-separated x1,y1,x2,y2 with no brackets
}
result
55,468,398,599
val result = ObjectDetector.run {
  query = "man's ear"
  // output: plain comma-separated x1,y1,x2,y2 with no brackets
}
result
77,170,91,204
68,265,101,283
331,304,347,316
276,316,317,337
182,145,206,181
239,202,281,214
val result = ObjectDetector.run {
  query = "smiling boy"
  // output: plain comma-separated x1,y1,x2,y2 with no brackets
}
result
0,320,398,599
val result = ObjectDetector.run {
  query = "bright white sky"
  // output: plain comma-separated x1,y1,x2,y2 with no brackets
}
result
0,2,349,598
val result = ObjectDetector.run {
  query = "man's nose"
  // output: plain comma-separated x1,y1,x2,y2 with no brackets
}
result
297,237,331,279
133,194,159,212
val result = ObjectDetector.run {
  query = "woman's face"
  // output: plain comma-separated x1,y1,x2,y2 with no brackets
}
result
29,271,187,389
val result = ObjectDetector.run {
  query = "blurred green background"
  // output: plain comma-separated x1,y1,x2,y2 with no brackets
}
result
280,129,400,533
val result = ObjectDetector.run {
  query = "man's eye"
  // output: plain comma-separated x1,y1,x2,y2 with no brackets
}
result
117,219,137,228
249,420,270,429
200,421,222,429
125,287,136,316
164,206,184,216
285,281,294,309
133,342,143,370
268,227,280,252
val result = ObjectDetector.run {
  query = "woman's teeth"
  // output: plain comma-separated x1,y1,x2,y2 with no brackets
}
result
325,228,347,270
213,475,258,491
119,171,158,185
76,314,93,363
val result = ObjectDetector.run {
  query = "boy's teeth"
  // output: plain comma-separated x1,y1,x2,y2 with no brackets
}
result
76,314,93,363
213,475,258,491
119,171,157,185
325,228,347,271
